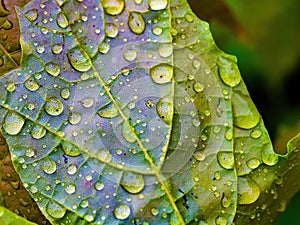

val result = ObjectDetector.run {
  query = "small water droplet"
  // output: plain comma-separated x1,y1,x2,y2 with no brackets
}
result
56,12,69,28
150,207,159,216
217,55,241,87
149,0,167,10
60,88,70,100
6,81,15,92
98,104,119,118
221,194,231,208
156,96,173,125
65,184,76,194
250,129,262,139
122,122,136,143
68,112,81,125
84,214,94,222
121,172,144,194
66,164,77,175
194,151,205,161
238,177,260,205
123,49,137,62
128,12,145,35
152,26,163,35
217,152,234,169
105,23,119,38
25,79,40,91
45,97,64,116
25,148,35,157
25,9,38,22
94,181,105,191
97,149,112,163
262,144,278,166
42,158,57,174
98,42,110,54
80,97,94,108
215,216,227,225
62,142,81,157
103,0,125,16
150,63,173,84
46,202,66,218
246,158,260,169
3,112,24,137
114,204,131,220
277,200,287,212
36,45,45,54
30,185,38,193
52,44,63,54
185,13,194,22
45,62,61,76
80,199,89,208
31,125,46,139
158,43,172,58
67,47,92,72
193,82,204,92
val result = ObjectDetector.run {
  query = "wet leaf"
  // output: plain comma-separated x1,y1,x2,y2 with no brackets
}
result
0,0,299,225
0,206,37,225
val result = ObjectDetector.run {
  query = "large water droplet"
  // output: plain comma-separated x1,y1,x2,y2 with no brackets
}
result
128,12,145,35
42,158,57,174
121,172,144,194
238,177,260,205
80,97,94,108
45,62,61,77
156,96,173,125
31,124,46,139
97,149,112,163
56,12,69,29
103,0,125,16
52,44,63,54
246,158,260,169
105,23,119,38
123,49,137,62
25,9,38,22
3,112,25,135
68,112,81,125
114,204,131,220
149,0,167,10
217,152,234,169
262,144,278,166
67,164,77,175
46,202,66,218
62,142,81,157
122,122,136,143
65,184,76,194
217,55,241,87
25,79,40,91
150,63,173,84
158,43,172,58
67,47,92,72
45,97,64,116
232,91,260,129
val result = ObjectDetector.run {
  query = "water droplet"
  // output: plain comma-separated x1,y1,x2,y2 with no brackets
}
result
67,47,92,72
65,184,76,194
98,42,110,54
6,81,15,92
3,112,25,135
158,43,172,58
105,23,119,38
149,0,167,10
122,122,136,143
193,82,204,92
250,129,262,139
67,164,77,175
84,214,94,222
94,181,105,191
277,200,287,212
217,55,241,87
262,144,278,166
45,97,64,116
97,149,112,163
25,9,38,22
80,199,89,208
80,97,94,108
46,202,66,218
246,158,260,169
238,177,260,205
30,185,38,193
221,194,231,208
56,12,69,28
42,158,57,174
232,91,260,129
215,216,227,225
25,148,35,157
185,13,194,23
194,151,205,161
98,104,119,118
36,45,45,54
68,112,81,125
103,0,125,16
60,88,70,100
150,207,159,216
25,79,40,91
150,63,173,84
121,172,144,194
31,125,46,139
114,204,131,220
128,12,145,35
52,44,63,54
217,152,234,169
45,62,61,77
123,49,137,62
152,26,163,35
62,142,81,157
156,96,173,125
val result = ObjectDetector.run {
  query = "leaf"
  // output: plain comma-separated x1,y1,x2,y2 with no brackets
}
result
0,206,37,225
0,1,298,225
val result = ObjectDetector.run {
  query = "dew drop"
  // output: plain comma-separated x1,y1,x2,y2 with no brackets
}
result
152,26,163,35
262,144,278,166
3,112,25,135
149,0,167,10
217,55,241,87
98,42,110,54
31,125,46,139
105,23,119,38
114,204,131,220
46,202,66,218
128,12,145,35
25,9,38,22
98,104,119,118
45,97,64,116
80,97,94,108
84,214,94,222
56,12,69,29
122,122,136,143
97,149,112,163
30,185,38,193
150,207,159,216
25,148,35,158
80,200,89,208
36,45,45,54
158,43,172,58
62,142,81,157
65,184,76,194
237,177,260,205
123,49,137,62
221,194,231,208
250,129,262,139
45,62,61,77
6,81,15,92
42,158,57,174
193,151,205,161
25,79,40,91
277,200,287,212
121,172,144,194
94,181,105,191
66,164,77,175
156,96,173,125
68,112,81,125
215,216,227,225
150,63,173,84
217,152,234,169
52,44,63,54
103,0,125,16
60,88,70,100
67,47,92,72
246,158,260,170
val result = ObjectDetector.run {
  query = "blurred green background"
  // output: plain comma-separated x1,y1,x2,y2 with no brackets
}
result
187,0,300,224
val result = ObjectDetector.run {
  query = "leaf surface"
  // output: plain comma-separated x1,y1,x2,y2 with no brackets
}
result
0,0,298,225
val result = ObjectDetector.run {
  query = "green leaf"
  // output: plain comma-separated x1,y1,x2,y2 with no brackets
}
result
0,206,37,225
0,0,298,225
